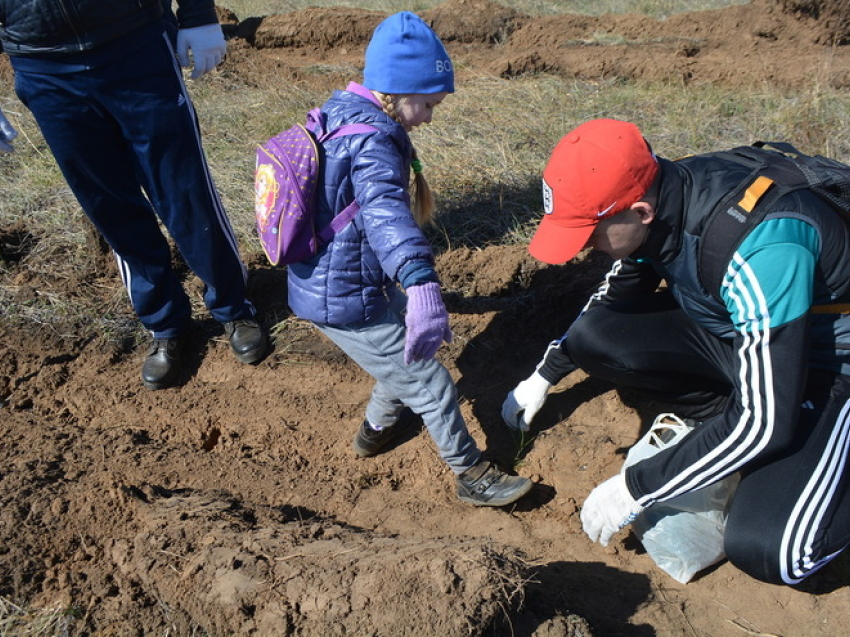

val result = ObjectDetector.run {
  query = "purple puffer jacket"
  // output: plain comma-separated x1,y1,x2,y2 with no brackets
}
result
287,87,437,326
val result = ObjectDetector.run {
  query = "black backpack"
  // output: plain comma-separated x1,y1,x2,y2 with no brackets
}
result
698,141,850,303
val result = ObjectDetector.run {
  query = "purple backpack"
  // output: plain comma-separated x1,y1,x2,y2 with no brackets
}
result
255,108,375,266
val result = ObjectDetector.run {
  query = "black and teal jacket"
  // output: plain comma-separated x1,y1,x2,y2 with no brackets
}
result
539,154,850,505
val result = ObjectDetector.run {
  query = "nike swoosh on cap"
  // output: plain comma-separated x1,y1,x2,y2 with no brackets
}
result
597,201,617,217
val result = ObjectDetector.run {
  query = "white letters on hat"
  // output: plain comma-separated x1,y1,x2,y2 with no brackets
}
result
542,178,554,214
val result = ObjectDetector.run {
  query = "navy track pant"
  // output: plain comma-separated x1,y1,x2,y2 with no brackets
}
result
13,25,253,338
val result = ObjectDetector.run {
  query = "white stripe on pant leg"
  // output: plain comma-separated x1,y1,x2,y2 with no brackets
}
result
160,32,247,281
780,398,850,583
114,252,133,304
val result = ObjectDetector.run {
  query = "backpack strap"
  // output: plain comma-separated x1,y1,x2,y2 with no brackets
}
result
306,107,377,142
324,124,377,140
304,108,378,243
811,303,850,314
316,201,361,243
698,145,810,300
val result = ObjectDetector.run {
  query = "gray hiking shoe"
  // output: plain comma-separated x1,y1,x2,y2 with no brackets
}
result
352,409,420,458
457,460,533,507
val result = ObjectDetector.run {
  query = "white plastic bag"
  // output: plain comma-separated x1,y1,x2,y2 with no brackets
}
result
623,413,739,584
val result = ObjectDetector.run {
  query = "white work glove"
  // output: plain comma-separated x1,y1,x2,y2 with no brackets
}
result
581,473,645,546
176,24,227,79
501,370,552,432
0,107,18,153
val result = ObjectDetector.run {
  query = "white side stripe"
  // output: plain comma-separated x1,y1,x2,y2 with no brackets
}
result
779,398,850,583
642,254,775,502
160,32,247,282
114,251,132,301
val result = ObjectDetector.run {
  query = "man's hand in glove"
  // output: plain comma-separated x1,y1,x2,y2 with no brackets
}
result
404,282,452,364
501,371,552,432
176,24,227,79
0,107,18,153
581,473,644,546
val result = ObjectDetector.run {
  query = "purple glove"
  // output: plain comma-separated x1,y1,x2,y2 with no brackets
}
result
404,282,452,364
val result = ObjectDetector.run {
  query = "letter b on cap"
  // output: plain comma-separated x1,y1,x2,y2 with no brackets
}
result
542,178,554,214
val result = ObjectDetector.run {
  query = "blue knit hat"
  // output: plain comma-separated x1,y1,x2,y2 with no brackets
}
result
363,12,454,95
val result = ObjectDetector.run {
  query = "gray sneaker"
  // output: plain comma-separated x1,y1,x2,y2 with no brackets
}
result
352,409,420,457
457,460,533,507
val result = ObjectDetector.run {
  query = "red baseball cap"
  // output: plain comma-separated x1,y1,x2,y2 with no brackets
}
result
529,119,659,264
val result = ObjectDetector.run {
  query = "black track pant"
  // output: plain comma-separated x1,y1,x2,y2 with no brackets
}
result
567,291,850,585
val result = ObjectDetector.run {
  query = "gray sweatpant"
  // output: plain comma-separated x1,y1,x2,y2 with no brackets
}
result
314,287,481,474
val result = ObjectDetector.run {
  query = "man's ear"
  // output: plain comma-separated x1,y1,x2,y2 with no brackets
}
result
630,201,656,224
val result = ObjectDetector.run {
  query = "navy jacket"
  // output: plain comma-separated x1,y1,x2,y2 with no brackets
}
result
0,0,216,57
287,88,436,325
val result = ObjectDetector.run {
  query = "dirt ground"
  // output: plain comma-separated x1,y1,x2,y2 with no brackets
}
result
3,0,850,635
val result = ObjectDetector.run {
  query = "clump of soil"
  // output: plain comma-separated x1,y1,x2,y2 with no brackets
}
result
778,0,850,43
229,0,850,90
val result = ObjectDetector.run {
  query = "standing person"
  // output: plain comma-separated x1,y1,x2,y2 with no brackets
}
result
287,11,532,507
502,118,850,585
0,0,269,390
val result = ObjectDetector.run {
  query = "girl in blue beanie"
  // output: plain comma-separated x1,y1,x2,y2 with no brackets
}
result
286,11,532,507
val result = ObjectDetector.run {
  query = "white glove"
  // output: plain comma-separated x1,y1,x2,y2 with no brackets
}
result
581,473,644,546
501,370,552,432
176,24,227,79
0,107,18,153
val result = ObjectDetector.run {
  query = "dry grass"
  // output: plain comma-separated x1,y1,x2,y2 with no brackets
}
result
218,0,749,20
189,71,850,255
0,597,81,637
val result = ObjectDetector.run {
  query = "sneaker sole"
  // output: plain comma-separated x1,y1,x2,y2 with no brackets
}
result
142,378,176,391
141,368,182,391
233,348,268,365
232,339,270,364
353,427,404,457
353,441,381,458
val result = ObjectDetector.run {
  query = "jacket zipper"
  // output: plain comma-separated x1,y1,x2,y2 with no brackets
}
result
56,0,85,51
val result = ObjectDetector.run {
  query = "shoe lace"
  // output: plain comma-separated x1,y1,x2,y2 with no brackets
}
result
225,319,256,336
148,338,179,355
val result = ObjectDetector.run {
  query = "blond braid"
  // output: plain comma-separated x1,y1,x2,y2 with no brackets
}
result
377,91,398,122
375,91,435,226
409,149,434,226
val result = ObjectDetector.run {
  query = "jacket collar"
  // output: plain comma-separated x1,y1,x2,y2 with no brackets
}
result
345,82,382,108
631,158,686,264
